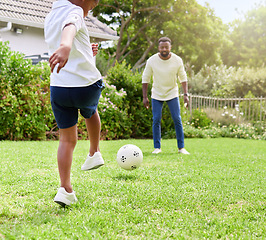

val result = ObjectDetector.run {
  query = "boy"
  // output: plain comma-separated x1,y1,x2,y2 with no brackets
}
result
44,0,103,207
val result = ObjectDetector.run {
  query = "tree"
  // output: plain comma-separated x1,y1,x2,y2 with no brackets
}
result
94,0,172,69
163,1,225,72
221,4,266,67
94,0,226,72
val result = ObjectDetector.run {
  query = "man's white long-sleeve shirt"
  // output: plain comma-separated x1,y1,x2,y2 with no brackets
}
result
142,53,187,101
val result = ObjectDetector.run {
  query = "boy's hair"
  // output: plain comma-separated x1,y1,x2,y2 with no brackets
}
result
158,37,171,44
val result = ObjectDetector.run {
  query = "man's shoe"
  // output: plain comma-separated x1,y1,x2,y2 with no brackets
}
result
54,187,78,207
178,148,190,154
81,152,104,171
152,148,162,154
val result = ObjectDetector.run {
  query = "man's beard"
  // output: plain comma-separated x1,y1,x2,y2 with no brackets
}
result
160,51,170,58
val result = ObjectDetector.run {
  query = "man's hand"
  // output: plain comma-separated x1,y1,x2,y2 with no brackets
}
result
184,95,189,108
143,97,150,109
91,43,99,57
49,45,71,73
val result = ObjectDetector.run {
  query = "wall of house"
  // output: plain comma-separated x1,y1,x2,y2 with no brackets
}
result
0,23,48,56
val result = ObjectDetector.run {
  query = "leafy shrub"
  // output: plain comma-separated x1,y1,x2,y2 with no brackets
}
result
190,109,211,128
0,42,54,140
204,107,246,126
189,65,235,97
96,48,116,76
98,82,131,139
183,124,209,138
106,61,153,138
1,42,264,141
189,64,266,98
182,124,265,140
232,68,266,98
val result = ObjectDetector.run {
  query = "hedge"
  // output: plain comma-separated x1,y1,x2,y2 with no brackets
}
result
1,42,264,140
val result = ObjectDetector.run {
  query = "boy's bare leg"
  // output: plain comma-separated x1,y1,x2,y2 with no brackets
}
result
85,110,101,156
57,124,78,193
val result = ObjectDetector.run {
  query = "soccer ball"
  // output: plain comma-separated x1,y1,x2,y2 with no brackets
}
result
116,144,143,171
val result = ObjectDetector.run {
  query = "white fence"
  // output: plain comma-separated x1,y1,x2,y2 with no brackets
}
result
188,95,266,123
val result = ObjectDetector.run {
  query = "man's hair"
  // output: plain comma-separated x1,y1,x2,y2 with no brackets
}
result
158,37,171,44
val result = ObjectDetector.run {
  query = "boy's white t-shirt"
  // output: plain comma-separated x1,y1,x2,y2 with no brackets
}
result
44,0,101,87
142,53,187,101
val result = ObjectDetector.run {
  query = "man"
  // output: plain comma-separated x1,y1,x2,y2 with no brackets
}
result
142,37,190,154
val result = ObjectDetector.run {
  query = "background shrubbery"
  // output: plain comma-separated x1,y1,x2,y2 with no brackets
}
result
0,42,54,140
189,64,266,97
0,42,265,140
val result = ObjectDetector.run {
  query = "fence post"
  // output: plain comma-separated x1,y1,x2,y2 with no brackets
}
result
189,95,193,119
260,96,262,122
189,95,265,127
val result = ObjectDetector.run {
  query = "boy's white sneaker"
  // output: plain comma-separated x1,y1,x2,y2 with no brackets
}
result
178,148,190,154
54,187,78,207
81,152,104,171
152,148,162,154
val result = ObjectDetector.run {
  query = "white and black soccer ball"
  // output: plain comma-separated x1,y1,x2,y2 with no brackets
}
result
116,144,143,171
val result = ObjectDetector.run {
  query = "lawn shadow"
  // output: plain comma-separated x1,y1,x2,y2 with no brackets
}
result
112,174,137,181
143,151,180,157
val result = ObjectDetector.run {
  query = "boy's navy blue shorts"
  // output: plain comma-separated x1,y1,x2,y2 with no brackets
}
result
50,79,104,129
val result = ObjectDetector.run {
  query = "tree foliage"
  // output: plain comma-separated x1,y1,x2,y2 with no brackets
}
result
221,4,266,67
94,0,169,69
94,0,225,72
162,1,225,72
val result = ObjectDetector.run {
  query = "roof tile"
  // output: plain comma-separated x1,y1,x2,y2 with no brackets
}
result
0,0,118,40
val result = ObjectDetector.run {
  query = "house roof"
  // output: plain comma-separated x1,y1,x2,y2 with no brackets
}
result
0,0,119,41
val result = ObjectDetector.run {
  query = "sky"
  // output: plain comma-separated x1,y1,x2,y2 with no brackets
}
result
197,0,265,23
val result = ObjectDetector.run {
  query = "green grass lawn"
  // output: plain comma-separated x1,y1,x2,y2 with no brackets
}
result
0,138,265,239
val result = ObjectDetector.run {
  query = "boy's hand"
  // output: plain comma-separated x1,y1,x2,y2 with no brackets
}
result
49,45,71,73
91,43,99,56
49,23,76,73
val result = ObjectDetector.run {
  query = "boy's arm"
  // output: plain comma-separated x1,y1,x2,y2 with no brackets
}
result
49,24,76,73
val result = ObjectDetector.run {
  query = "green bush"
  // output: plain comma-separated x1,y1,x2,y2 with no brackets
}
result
189,65,266,97
95,48,116,76
76,81,132,140
0,42,264,141
204,107,247,126
0,42,54,140
98,82,131,140
182,124,265,140
190,109,212,128
232,68,266,98
106,61,153,138
183,124,209,138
